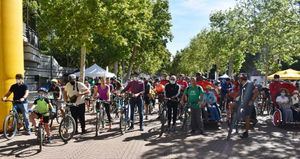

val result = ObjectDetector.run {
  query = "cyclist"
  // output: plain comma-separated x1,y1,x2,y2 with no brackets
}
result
93,77,112,130
177,74,188,119
238,73,259,138
63,74,90,134
121,72,145,131
164,75,180,131
84,79,92,112
29,87,53,143
48,79,65,116
143,78,152,120
183,77,206,135
2,74,31,135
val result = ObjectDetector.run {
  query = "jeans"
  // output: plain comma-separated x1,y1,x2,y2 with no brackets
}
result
129,96,144,128
14,102,30,132
167,100,178,126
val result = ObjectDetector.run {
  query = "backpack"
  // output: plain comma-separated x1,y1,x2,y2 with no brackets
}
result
69,82,79,103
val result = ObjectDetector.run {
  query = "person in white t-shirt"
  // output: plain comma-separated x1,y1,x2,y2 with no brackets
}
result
64,74,90,134
276,89,293,123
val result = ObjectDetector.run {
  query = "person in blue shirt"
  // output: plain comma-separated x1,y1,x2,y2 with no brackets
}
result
204,86,221,122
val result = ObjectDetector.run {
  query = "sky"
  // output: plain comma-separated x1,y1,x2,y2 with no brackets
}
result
167,0,238,55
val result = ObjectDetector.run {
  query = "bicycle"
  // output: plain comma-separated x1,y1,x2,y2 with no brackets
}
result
48,98,63,128
58,102,76,142
159,98,174,137
95,99,106,136
36,116,45,152
118,94,131,135
181,103,191,132
227,101,243,140
2,100,26,140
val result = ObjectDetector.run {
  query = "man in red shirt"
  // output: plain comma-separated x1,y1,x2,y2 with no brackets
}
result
160,73,169,86
195,72,214,92
269,74,282,107
177,74,188,92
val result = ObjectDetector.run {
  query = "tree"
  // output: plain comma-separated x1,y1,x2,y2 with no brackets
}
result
237,0,300,81
37,0,172,81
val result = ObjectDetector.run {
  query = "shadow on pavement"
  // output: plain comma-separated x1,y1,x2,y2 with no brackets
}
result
0,138,40,158
141,118,300,159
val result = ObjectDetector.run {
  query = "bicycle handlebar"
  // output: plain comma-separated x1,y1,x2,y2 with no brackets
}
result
2,99,21,103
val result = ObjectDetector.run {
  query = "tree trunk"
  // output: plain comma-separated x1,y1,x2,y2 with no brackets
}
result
124,46,137,82
263,45,270,87
215,64,219,80
228,56,234,78
79,43,86,83
114,61,118,76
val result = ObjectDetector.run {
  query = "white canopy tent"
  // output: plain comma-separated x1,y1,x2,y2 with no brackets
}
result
219,74,230,79
74,64,116,78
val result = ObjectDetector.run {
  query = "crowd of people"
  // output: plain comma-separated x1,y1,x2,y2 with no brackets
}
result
2,72,300,143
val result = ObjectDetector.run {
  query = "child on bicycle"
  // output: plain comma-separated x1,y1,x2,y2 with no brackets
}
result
29,87,53,143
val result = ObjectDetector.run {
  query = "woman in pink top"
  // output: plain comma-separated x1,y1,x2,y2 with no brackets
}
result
93,78,112,129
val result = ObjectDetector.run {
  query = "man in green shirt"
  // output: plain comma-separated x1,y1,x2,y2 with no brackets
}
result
183,77,206,135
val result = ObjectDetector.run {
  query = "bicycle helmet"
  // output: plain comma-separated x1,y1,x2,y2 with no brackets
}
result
51,79,58,83
38,87,48,93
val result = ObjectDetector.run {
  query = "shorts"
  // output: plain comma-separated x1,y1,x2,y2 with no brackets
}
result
144,95,150,105
33,111,50,123
242,105,254,118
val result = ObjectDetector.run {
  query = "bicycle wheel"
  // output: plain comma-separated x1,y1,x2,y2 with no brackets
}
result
95,111,100,136
56,107,63,124
159,110,167,137
119,111,127,135
100,108,105,129
227,108,239,141
272,109,282,126
181,111,189,132
38,125,43,152
3,114,17,140
59,115,76,142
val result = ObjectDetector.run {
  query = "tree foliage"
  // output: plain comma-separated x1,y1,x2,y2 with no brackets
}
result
172,0,300,77
36,0,172,79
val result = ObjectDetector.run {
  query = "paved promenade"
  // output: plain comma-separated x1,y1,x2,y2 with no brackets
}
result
0,111,299,159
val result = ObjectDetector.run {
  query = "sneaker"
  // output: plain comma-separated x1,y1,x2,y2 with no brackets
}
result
199,131,207,136
145,116,148,120
171,125,176,132
252,119,258,127
240,131,249,139
47,137,53,144
81,129,86,135
25,131,31,135
128,126,134,131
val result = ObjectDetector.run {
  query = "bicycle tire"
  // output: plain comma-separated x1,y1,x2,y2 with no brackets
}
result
3,114,17,140
38,124,43,152
119,112,127,135
100,108,105,129
181,111,188,131
159,110,167,137
95,111,100,136
272,109,282,126
59,115,76,142
56,108,63,125
227,107,239,141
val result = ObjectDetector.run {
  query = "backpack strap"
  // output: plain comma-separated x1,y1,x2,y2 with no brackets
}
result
76,82,79,92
